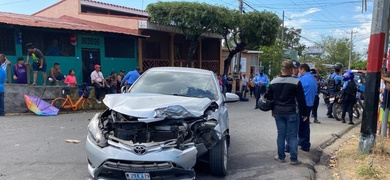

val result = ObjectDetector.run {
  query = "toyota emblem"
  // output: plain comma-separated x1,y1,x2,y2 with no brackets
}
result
134,145,147,155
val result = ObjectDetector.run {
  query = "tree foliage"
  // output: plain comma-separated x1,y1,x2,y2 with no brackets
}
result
147,2,281,74
351,60,367,70
260,40,283,79
147,2,228,66
281,27,305,56
222,11,281,75
316,36,363,68
259,26,304,78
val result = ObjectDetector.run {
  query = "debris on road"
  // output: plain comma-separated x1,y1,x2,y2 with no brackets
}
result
65,139,81,144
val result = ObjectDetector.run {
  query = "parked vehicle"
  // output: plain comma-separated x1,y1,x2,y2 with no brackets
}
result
86,67,239,180
331,91,361,121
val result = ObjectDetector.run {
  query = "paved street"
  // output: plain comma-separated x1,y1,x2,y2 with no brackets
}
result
0,97,359,180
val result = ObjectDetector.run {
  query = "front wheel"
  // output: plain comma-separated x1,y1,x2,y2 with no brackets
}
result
51,98,67,111
209,136,228,176
353,104,360,119
332,103,342,121
82,98,94,110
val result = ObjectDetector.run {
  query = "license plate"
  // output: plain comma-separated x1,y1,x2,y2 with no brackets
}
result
125,172,151,180
329,98,335,101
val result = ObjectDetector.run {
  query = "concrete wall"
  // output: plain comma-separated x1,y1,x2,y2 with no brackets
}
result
222,50,260,77
34,0,80,18
4,84,107,114
34,0,139,29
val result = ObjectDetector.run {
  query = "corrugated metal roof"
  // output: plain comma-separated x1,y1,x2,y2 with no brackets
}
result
0,12,147,38
81,0,147,14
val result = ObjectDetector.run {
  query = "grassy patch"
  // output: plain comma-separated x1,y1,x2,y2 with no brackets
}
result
357,165,381,178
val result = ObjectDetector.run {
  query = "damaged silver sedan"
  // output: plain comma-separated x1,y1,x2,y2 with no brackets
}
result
86,67,238,179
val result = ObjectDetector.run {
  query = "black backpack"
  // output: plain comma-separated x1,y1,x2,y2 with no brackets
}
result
327,74,341,91
327,77,335,89
345,80,357,100
79,83,91,98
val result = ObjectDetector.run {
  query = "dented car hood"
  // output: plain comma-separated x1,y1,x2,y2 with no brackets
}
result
103,93,212,122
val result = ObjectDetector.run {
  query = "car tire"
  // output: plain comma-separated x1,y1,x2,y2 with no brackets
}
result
209,135,228,176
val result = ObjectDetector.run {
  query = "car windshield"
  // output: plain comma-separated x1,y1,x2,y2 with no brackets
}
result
130,70,218,100
354,73,365,84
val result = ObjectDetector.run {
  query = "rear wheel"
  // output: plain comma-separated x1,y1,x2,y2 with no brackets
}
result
51,98,67,111
209,135,228,176
332,103,342,121
82,98,94,110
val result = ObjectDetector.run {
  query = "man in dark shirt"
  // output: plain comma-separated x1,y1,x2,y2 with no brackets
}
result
226,73,233,93
26,43,47,86
265,60,307,165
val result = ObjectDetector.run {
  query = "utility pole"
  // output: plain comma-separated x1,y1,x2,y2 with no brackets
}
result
347,30,358,70
235,0,243,92
281,10,284,44
360,0,389,154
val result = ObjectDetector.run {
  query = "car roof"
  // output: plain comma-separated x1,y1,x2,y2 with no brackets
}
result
145,67,214,75
344,70,366,74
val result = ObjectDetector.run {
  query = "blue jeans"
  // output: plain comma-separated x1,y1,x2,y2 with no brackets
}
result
299,106,312,151
274,114,299,161
0,92,4,116
285,113,300,152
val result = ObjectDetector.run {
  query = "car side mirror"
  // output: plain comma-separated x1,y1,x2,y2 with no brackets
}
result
224,93,239,103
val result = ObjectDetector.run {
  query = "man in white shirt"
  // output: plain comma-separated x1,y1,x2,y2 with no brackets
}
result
0,53,11,81
90,64,108,104
0,54,11,71
241,74,249,98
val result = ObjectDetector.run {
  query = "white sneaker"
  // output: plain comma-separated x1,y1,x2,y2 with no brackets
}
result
96,99,102,104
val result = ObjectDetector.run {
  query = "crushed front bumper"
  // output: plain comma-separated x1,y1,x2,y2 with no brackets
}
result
86,137,197,179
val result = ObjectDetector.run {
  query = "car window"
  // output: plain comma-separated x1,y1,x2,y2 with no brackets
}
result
130,71,218,100
354,73,365,84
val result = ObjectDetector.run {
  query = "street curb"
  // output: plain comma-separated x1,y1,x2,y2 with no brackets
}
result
318,121,361,153
311,120,362,180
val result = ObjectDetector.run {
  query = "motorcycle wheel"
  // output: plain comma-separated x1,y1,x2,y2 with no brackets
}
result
332,103,342,121
353,105,360,119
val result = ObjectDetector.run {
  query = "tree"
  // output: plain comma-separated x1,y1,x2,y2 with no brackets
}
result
221,11,281,75
260,40,283,79
281,27,305,56
147,2,229,67
351,60,367,70
147,2,280,74
259,26,305,78
316,36,363,68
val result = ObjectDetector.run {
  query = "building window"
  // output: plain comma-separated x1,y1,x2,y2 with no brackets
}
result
0,28,16,55
22,29,75,56
81,37,100,46
104,37,135,58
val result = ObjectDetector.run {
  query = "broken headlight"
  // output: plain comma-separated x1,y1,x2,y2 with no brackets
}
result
87,113,107,147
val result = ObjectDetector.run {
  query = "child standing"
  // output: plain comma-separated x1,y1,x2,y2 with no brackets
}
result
64,69,77,87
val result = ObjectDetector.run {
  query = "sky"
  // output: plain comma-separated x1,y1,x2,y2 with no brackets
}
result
0,0,373,55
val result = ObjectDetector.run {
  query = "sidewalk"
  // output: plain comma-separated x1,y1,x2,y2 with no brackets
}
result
289,101,362,180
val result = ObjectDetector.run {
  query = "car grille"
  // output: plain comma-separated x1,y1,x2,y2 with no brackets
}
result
104,160,174,171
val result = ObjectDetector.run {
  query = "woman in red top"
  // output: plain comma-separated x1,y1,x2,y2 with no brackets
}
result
64,69,77,87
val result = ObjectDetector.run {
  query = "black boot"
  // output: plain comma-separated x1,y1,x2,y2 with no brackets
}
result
342,119,346,123
313,118,321,123
349,120,354,125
